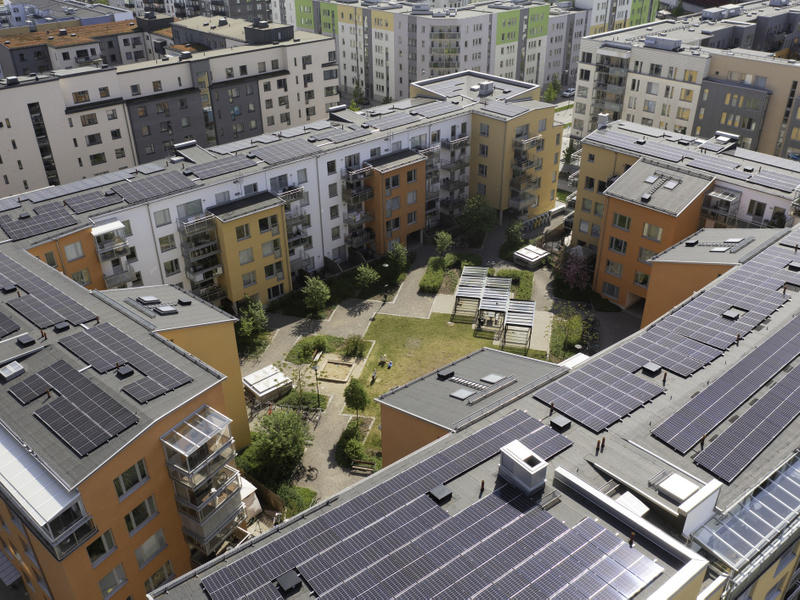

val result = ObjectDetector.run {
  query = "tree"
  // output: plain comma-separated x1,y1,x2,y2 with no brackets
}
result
671,0,685,17
563,138,576,165
355,263,380,289
387,243,408,278
550,74,562,95
459,195,496,245
234,295,269,357
348,99,359,111
544,81,559,103
382,95,393,104
236,410,312,487
506,220,526,250
560,250,591,292
344,378,369,422
302,276,331,315
352,82,366,107
550,301,593,358
434,230,453,262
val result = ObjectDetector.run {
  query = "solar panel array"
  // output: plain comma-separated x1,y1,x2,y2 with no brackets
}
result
0,197,20,212
365,112,421,130
202,411,582,600
32,360,138,456
20,170,132,204
748,169,800,193
687,157,750,181
111,171,197,205
653,314,800,454
248,138,320,164
8,373,50,405
0,253,96,327
586,130,686,163
695,360,800,482
72,322,192,403
0,204,77,241
0,312,19,338
135,162,166,175
185,155,256,180
64,190,122,214
413,102,461,118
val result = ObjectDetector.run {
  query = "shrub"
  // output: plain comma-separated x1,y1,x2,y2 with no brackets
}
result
342,334,368,359
419,267,446,293
275,484,316,519
335,421,363,467
286,335,341,363
494,268,533,301
343,438,365,465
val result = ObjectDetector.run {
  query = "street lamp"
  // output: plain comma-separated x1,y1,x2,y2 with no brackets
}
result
311,365,320,410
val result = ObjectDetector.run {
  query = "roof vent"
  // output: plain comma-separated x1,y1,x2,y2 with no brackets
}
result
0,361,24,382
70,33,76,37
722,309,740,320
635,138,647,145
53,321,69,333
743,166,754,173
178,298,192,306
5,76,19,86
685,239,699,247
641,193,652,202
499,440,547,495
58,28,67,35
478,81,494,96
137,295,161,305
437,368,455,380
116,364,134,378
154,305,178,315
18,211,29,219
218,17,228,26
16,334,35,347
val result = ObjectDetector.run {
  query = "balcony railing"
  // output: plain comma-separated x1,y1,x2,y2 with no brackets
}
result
341,165,373,183
278,186,307,204
342,184,373,206
285,210,310,229
444,157,470,172
442,135,470,151
186,263,223,284
192,285,226,303
429,32,460,40
595,63,627,78
513,135,542,151
509,193,537,211
430,46,460,55
442,179,468,192
183,505,245,556
345,228,375,248
104,265,137,288
178,214,216,236
344,209,375,228
510,176,540,193
181,239,220,264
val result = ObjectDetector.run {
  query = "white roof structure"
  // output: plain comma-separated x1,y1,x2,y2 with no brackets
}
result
243,365,292,399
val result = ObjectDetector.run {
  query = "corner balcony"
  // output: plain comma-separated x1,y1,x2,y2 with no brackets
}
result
345,228,375,248
442,135,470,151
342,184,374,206
444,157,470,172
509,192,538,212
278,186,307,204
92,221,128,262
186,262,223,284
192,284,226,304
285,209,310,230
183,504,246,556
178,214,216,237
513,135,542,151
103,265,137,288
512,157,543,175
442,179,468,193
341,165,373,184
344,209,375,228
511,176,540,194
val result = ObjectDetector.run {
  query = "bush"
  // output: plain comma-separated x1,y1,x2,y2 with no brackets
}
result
335,421,364,467
342,334,368,359
286,335,342,364
419,267,446,294
275,484,316,519
494,268,533,301
276,389,326,411
343,438,365,464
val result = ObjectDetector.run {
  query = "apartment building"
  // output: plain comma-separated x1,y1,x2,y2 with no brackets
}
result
155,223,800,600
1,0,132,30
574,0,800,159
0,245,249,599
287,0,644,102
132,0,270,23
572,120,800,283
0,71,557,311
0,19,337,195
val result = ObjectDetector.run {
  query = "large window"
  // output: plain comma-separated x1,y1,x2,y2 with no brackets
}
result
64,241,84,262
124,496,157,533
114,460,147,497
642,222,663,242
243,271,256,287
98,564,126,598
135,529,166,568
154,209,171,227
159,235,176,253
236,224,250,240
634,271,650,288
612,213,631,230
605,260,623,277
239,248,254,265
747,200,766,218
638,247,656,263
479,123,489,136
144,560,174,593
602,281,620,299
71,268,91,286
609,237,627,255
87,530,116,566
164,259,180,277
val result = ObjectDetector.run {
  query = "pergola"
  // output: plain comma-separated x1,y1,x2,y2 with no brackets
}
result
453,267,535,348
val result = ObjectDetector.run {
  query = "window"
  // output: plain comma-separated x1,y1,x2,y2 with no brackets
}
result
114,460,147,498
87,530,116,566
242,271,257,287
264,262,284,279
407,191,417,205
747,200,766,218
154,209,171,227
44,251,57,267
328,183,337,198
478,164,488,177
236,224,251,240
646,82,659,95
72,91,90,104
144,561,174,593
612,213,631,230
297,168,308,184
479,144,488,157
64,241,84,262
131,84,141,96
407,211,417,225
634,271,649,287
135,530,166,568
262,240,281,258
479,123,489,136
329,205,339,220
594,202,604,217
327,160,336,175
259,215,279,234
99,564,126,598
239,248,254,265
331,226,340,240
107,109,117,120
591,223,601,238
676,107,691,121
81,114,98,126
605,260,623,277
111,129,121,139
99,86,110,98
115,148,125,159
602,281,620,299
89,152,107,166
164,259,180,277
138,107,148,118
587,153,595,163
406,169,416,183
643,100,656,113
609,237,627,254
71,268,91,286
642,222,663,242
684,70,697,83
638,247,655,262
159,235,176,252
581,198,591,212
584,177,595,191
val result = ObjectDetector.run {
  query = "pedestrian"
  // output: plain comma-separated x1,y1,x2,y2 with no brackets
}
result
388,360,393,369
371,369,377,384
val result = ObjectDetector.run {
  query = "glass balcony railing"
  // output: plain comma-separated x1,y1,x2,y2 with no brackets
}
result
442,135,470,151
104,265,137,288
342,184,374,205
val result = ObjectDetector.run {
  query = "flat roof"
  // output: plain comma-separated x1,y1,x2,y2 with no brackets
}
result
650,227,786,265
172,16,292,43
0,19,140,49
206,190,283,222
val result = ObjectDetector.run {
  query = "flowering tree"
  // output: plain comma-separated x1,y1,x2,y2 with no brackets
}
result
561,252,591,292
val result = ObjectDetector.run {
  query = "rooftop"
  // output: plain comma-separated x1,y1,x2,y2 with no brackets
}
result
604,159,713,216
0,19,140,49
172,15,292,43
650,227,786,265
206,190,283,222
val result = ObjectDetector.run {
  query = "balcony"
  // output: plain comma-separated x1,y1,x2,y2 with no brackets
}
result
595,81,626,95
176,466,242,525
442,179,468,193
344,209,375,228
178,214,216,237
512,157,541,174
510,176,540,193
418,144,440,164
183,505,245,556
92,222,128,262
284,209,310,230
342,184,374,206
290,255,315,273
442,135,470,151
509,193,537,211
186,261,223,284
345,228,375,248
104,265,137,288
513,135,542,151
430,46,460,55
425,200,438,214
444,157,470,172
278,186,307,204
192,284,226,303
595,63,627,78
341,165,373,183
430,31,460,40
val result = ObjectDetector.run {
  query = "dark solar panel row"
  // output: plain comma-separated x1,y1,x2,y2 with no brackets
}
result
0,312,20,338
653,313,800,454
0,204,77,241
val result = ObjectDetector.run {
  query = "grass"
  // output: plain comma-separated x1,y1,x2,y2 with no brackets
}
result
555,104,573,112
276,389,328,411
556,190,570,203
285,335,343,364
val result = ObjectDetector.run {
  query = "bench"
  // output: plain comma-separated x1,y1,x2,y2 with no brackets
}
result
351,459,375,473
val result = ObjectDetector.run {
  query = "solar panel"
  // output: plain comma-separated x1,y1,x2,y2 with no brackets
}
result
0,204,77,241
33,360,138,456
585,129,686,163
687,157,750,181
21,170,132,204
0,312,19,338
653,313,800,454
64,190,123,214
59,330,124,373
248,138,320,164
8,373,49,405
185,155,256,180
0,197,20,212
315,127,370,144
135,162,166,175
365,112,422,130
112,171,197,205
0,253,96,326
